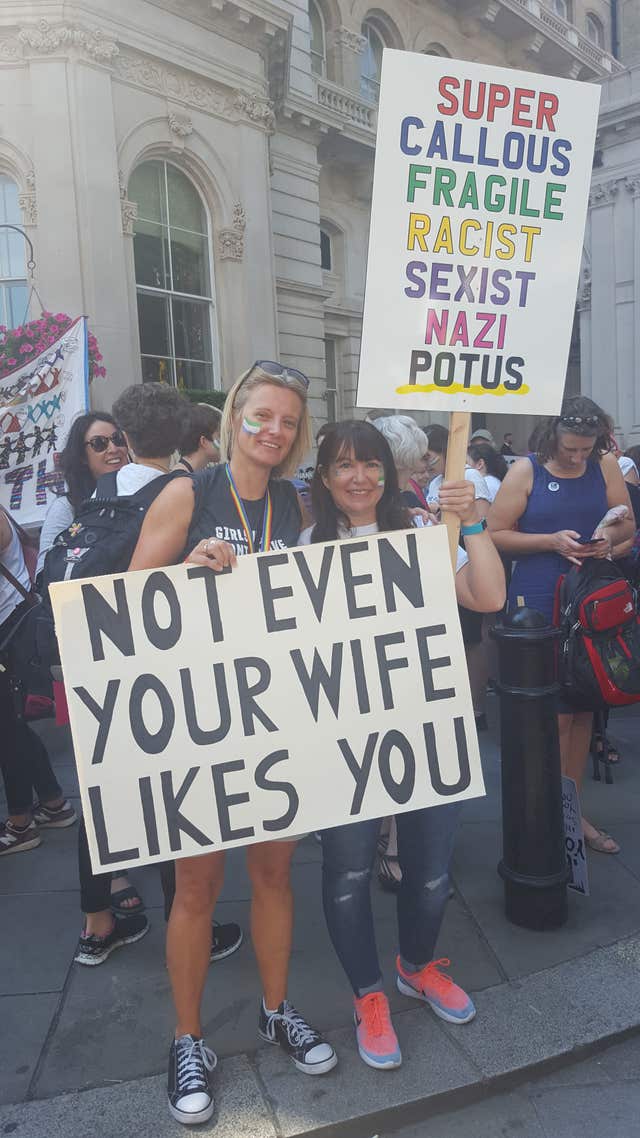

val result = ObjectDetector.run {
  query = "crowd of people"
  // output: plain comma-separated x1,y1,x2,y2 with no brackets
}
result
1,365,639,1127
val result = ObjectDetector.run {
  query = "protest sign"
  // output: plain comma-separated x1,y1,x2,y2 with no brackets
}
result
0,317,88,527
562,774,589,896
49,524,484,874
357,53,600,416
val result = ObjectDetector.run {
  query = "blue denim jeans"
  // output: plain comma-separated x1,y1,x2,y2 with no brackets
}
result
321,803,462,997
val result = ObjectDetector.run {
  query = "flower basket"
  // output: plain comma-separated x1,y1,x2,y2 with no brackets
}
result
0,312,105,382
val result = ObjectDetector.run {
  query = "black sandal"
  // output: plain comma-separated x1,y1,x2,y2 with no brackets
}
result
110,883,146,916
377,853,402,893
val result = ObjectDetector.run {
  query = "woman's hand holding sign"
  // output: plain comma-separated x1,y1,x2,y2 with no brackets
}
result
436,479,476,524
186,538,238,572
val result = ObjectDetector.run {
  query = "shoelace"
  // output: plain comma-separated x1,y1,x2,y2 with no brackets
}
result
176,1037,217,1090
360,993,392,1038
421,958,455,991
274,1003,319,1047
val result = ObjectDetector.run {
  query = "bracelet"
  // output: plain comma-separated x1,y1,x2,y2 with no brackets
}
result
461,519,488,537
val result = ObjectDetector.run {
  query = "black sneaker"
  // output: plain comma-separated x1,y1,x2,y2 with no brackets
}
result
210,920,243,963
32,799,77,828
168,1034,216,1125
258,999,337,1075
74,913,149,965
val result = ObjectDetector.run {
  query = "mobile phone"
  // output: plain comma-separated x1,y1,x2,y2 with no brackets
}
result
577,537,606,546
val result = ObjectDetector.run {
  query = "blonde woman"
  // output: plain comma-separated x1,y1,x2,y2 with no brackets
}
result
130,362,337,1125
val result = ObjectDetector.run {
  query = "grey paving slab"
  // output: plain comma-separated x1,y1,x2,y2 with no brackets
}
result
595,1032,640,1082
0,994,59,1105
257,1006,480,1138
530,1081,640,1138
0,823,79,896
451,821,640,980
0,893,78,996
0,1056,276,1138
388,1089,548,1138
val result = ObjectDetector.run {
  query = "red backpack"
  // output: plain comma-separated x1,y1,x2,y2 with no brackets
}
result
554,558,640,709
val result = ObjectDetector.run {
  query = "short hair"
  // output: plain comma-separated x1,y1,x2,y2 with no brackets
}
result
374,415,426,472
180,403,222,455
112,382,190,459
535,395,612,464
424,422,449,457
219,363,312,478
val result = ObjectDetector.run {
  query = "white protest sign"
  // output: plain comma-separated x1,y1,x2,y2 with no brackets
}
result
0,317,88,526
50,525,484,874
357,53,600,415
562,774,589,896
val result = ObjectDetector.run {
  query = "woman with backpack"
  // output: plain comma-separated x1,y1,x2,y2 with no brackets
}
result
488,396,634,854
129,362,337,1126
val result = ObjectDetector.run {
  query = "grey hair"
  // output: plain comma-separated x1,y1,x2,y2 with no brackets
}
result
374,415,426,473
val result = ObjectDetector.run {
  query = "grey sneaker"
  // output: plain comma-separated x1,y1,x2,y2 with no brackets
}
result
0,819,41,856
32,799,77,828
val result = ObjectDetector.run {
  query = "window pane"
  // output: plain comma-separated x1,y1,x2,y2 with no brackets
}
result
133,220,171,290
167,165,207,233
137,291,171,357
170,231,210,296
172,297,212,362
6,283,28,329
175,359,214,392
309,0,325,75
129,162,167,224
320,230,332,271
141,356,174,384
0,176,21,226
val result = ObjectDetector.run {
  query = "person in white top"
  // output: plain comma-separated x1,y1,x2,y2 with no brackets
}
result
466,441,509,503
37,411,130,577
301,419,504,1073
0,509,76,855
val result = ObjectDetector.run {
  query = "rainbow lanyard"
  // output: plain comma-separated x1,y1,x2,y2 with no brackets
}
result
225,463,272,553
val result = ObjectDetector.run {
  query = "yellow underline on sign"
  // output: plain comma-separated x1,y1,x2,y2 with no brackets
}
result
395,383,531,397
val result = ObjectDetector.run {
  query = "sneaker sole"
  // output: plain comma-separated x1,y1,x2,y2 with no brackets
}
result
74,922,149,966
357,1043,402,1070
396,975,476,1025
0,835,42,856
34,814,77,829
258,1030,338,1075
168,1099,214,1125
210,929,243,963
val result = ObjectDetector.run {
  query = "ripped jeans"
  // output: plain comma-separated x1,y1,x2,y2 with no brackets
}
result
321,803,462,997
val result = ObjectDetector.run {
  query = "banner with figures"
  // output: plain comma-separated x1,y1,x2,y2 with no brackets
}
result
0,316,88,527
357,53,600,415
49,524,484,873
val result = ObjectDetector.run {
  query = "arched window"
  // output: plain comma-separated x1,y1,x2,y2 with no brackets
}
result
0,175,28,330
551,0,570,21
129,160,216,391
423,43,451,57
320,228,332,271
360,20,386,103
309,0,326,76
586,13,604,47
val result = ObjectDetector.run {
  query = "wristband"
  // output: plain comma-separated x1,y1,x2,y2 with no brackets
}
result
460,519,488,537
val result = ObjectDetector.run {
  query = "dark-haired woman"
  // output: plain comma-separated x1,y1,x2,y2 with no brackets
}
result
37,412,130,576
467,442,508,503
300,420,505,1071
489,397,634,854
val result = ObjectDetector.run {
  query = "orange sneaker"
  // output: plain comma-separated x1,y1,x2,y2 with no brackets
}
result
396,957,476,1025
353,992,402,1069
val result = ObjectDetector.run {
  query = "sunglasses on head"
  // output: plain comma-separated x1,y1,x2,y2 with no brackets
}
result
85,429,127,453
559,415,599,429
253,360,310,390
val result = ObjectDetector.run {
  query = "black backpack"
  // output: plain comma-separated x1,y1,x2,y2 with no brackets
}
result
6,469,186,718
554,557,640,710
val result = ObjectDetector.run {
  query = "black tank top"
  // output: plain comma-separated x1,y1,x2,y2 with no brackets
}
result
186,464,302,557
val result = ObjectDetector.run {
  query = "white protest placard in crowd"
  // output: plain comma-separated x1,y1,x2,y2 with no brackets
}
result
50,524,484,874
357,53,600,416
0,316,88,527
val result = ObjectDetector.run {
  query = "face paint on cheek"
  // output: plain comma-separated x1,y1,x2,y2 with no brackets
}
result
377,473,385,486
242,417,261,436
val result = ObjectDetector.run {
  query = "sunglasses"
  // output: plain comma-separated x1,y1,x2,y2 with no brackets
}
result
253,360,310,390
85,429,127,453
559,415,599,428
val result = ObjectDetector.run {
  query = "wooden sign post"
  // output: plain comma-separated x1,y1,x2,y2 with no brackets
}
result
443,411,471,567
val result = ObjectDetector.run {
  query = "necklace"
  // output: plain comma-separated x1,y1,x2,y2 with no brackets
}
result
225,463,272,553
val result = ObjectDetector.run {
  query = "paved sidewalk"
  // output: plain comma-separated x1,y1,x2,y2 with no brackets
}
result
1,700,640,1135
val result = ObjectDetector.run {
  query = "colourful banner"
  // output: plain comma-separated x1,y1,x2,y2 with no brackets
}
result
357,54,600,416
0,316,88,527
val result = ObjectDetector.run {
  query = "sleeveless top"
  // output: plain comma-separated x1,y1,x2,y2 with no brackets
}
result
508,456,608,622
186,464,302,557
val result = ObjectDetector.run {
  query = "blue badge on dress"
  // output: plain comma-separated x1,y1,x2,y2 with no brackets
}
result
548,481,560,492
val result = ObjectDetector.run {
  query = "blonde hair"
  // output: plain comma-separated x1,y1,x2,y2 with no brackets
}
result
220,364,312,478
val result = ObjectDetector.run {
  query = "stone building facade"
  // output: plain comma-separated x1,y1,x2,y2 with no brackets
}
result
0,0,622,441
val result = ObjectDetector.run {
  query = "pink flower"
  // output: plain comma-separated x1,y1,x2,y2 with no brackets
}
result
54,313,68,323
93,351,103,361
7,358,17,366
19,343,33,354
24,329,34,339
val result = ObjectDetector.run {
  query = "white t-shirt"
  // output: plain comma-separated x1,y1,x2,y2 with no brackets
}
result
484,474,502,502
113,464,165,494
298,520,468,572
427,466,491,506
0,518,31,627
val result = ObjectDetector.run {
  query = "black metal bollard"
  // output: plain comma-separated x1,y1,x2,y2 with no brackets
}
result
492,608,569,930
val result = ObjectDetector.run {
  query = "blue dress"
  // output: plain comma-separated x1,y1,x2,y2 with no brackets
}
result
508,457,608,623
